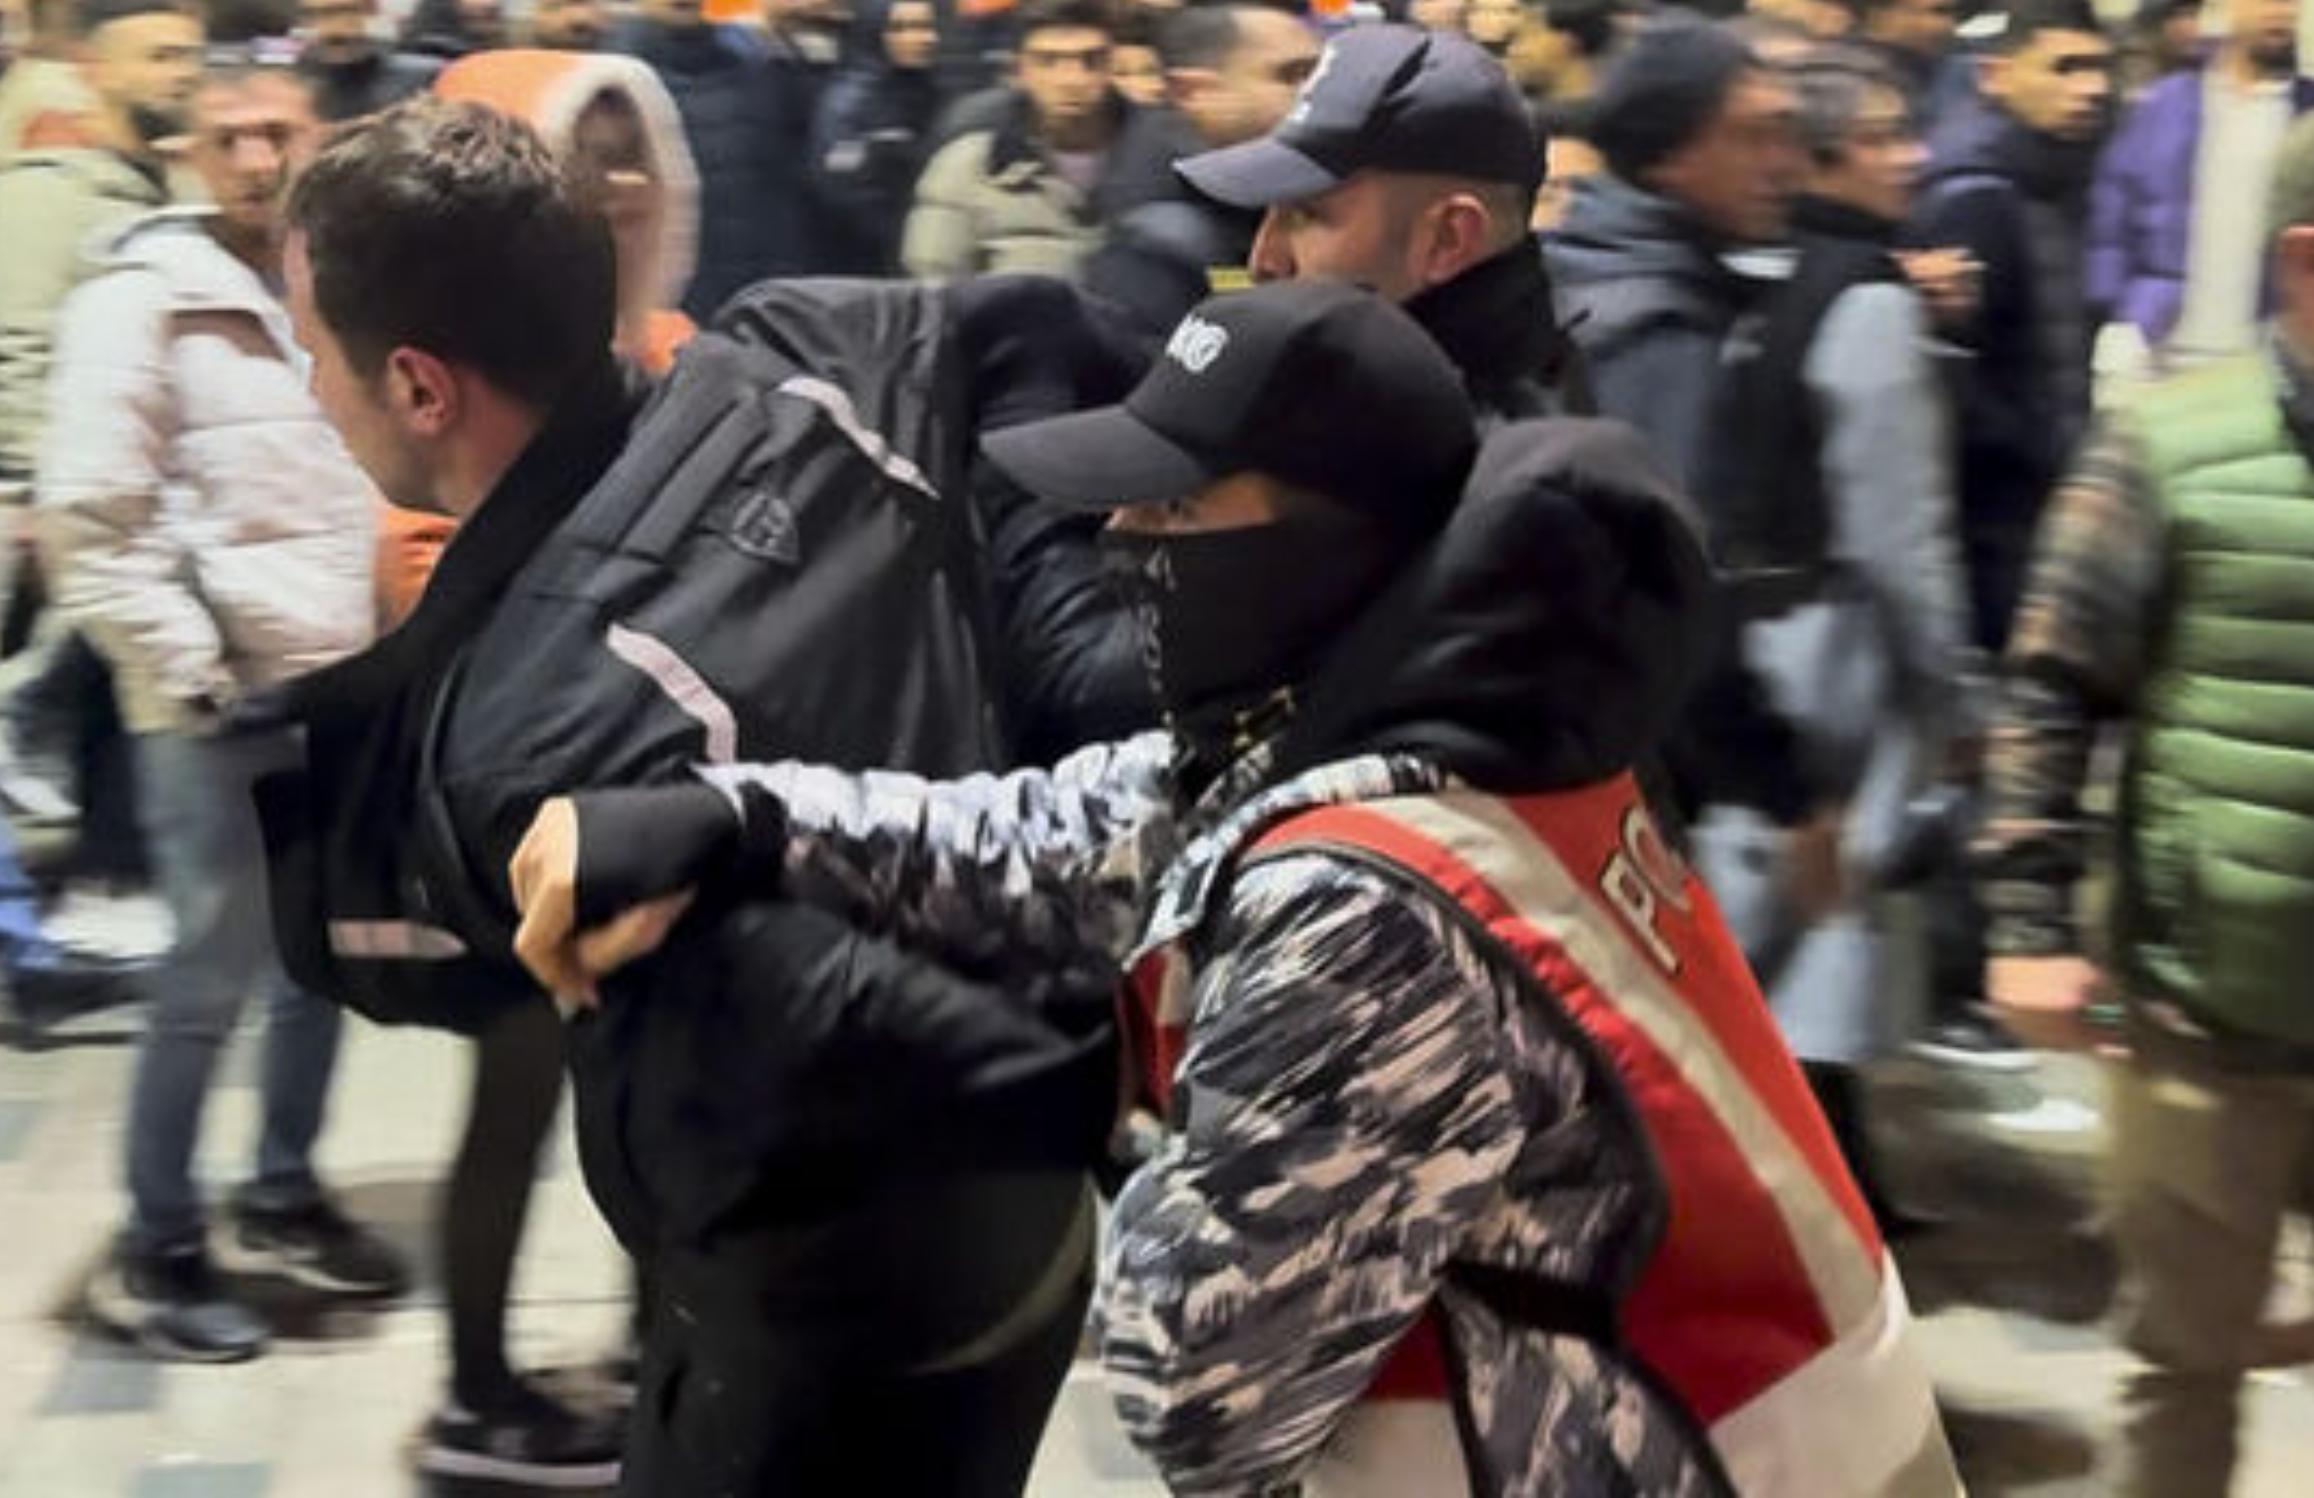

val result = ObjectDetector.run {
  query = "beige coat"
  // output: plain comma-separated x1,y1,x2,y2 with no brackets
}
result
902,129,1102,281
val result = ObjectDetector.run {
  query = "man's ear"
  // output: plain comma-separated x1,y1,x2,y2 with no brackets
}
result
1413,193,1495,289
1975,50,2011,103
383,346,461,439
1165,65,1214,112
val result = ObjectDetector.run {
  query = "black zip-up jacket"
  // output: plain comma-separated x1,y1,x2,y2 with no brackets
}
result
256,360,639,1039
256,303,1117,1429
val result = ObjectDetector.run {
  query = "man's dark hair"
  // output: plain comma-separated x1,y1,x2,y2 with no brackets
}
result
73,0,191,38
1112,5,1155,49
200,0,294,42
288,97,616,409
195,53,314,99
1154,3,1239,70
1986,0,2103,53
1789,42,1904,160
1013,0,1112,44
1152,1,1307,70
1546,0,1624,59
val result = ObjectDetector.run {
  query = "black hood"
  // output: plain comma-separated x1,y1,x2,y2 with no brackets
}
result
1275,418,1712,792
1405,239,1589,419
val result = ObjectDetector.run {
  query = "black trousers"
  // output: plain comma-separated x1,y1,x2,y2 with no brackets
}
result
620,1246,1089,1497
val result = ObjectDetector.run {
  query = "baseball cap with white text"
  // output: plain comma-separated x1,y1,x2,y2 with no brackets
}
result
979,280,1478,533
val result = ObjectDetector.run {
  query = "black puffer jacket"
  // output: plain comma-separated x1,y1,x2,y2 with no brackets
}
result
1275,417,1710,790
399,0,496,59
953,276,1160,760
808,19,943,275
1912,93,2102,650
615,17,826,318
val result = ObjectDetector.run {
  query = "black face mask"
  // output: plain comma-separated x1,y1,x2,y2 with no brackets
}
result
1100,512,1405,772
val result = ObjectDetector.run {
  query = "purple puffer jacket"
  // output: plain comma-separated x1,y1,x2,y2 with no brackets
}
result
2088,67,2314,342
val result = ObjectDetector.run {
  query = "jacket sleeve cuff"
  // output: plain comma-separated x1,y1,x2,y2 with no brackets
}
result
571,782,746,927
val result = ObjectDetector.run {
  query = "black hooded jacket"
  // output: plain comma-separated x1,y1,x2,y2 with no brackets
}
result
1913,92,2103,649
808,0,945,274
1274,417,1709,792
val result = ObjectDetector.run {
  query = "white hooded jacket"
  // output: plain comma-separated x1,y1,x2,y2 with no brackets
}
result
35,209,378,733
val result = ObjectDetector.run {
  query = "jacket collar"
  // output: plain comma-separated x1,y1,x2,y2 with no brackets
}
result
281,358,636,714
1405,240,1575,409
987,87,1129,181
1792,193,1898,245
1136,748,1450,957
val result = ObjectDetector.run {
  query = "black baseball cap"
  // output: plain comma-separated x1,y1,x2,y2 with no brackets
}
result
1176,24,1547,210
980,281,1477,534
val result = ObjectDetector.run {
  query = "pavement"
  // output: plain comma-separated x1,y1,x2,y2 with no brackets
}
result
1,894,2310,1495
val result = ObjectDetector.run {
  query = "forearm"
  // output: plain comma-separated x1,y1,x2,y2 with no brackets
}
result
1975,423,2162,953
1979,669,2102,954
570,732,1176,978
715,736,1171,968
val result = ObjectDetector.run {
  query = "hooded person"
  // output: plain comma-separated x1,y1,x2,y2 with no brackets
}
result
376,47,700,628
432,48,697,372
807,0,944,274
506,281,1962,1498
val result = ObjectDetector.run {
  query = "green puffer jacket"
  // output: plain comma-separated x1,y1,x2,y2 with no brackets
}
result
2120,352,2314,1046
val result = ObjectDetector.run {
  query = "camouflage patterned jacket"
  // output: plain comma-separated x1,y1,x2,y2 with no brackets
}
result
688,733,1731,1496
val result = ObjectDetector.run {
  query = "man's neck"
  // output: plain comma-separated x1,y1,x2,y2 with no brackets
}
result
437,437,531,523
1039,109,1114,155
435,395,556,522
85,100,160,163
318,44,381,72
2221,45,2292,90
205,218,281,280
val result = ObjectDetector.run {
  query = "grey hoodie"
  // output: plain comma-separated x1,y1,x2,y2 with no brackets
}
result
1545,173,1762,496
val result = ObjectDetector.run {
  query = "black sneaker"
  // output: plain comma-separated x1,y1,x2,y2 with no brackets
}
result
215,1196,411,1299
416,1384,624,1489
4,951,147,1032
86,1241,268,1363
1908,1012,2036,1073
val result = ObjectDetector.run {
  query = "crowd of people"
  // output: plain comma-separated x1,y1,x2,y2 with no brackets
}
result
1,0,2312,1491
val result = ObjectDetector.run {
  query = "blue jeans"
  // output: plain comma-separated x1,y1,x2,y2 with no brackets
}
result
0,812,58,972
124,728,342,1254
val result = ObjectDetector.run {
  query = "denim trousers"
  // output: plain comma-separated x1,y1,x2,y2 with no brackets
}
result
0,811,56,972
124,727,341,1253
